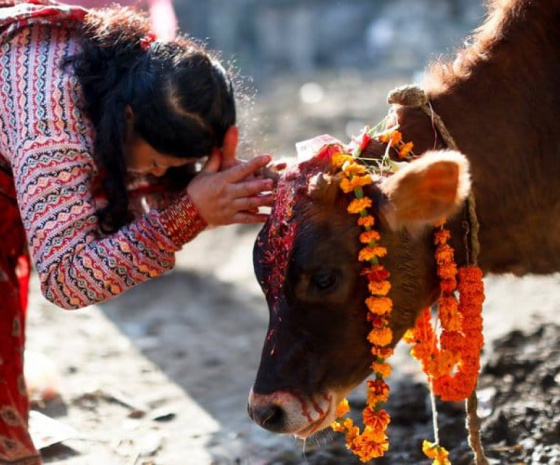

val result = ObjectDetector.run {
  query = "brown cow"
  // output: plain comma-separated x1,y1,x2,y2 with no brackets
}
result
248,0,560,439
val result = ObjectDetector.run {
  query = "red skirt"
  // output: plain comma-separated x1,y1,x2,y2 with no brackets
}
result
0,166,41,463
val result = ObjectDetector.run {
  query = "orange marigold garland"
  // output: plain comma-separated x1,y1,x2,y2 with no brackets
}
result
330,130,394,462
325,124,485,464
404,222,485,463
404,225,485,401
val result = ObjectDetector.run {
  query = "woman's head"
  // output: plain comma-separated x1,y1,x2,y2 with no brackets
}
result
68,7,236,232
125,39,236,164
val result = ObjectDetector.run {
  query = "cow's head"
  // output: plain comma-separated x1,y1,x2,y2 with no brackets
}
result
248,144,470,438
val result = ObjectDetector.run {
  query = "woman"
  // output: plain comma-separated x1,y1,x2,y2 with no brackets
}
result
0,1,273,462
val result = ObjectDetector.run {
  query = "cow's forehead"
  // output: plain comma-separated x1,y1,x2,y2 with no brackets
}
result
255,158,328,312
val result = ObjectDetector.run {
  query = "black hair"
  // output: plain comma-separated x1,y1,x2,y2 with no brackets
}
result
65,7,236,233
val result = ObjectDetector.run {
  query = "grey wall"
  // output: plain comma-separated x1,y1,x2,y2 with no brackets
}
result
174,0,484,84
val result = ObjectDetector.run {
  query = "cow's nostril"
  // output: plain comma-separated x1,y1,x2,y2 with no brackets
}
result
250,404,285,432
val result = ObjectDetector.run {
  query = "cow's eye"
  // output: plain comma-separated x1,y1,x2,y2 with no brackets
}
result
311,270,337,292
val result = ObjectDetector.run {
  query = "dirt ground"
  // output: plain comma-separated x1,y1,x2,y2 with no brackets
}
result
24,74,560,464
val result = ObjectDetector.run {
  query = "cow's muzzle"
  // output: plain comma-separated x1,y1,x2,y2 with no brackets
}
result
247,388,334,438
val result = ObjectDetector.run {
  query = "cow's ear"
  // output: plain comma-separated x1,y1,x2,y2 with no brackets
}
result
379,150,471,230
307,172,343,204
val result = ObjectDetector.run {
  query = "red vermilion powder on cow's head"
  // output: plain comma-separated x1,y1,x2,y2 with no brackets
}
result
254,144,344,314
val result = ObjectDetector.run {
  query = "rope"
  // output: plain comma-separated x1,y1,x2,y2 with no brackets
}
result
387,84,481,265
387,84,488,465
466,390,489,465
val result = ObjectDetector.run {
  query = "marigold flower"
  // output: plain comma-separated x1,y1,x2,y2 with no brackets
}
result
368,280,391,296
349,433,389,461
336,399,350,418
366,378,390,405
340,175,372,194
398,141,414,158
457,275,486,305
434,229,451,245
435,243,454,264
440,331,465,352
378,130,402,147
339,177,353,194
466,331,484,351
359,230,381,244
431,349,458,378
440,278,457,293
331,420,346,432
342,161,367,177
343,418,360,442
461,313,483,331
438,295,461,331
359,426,388,446
439,295,458,313
368,327,393,347
331,153,354,168
402,329,416,344
359,246,387,261
363,407,390,430
422,440,451,465
368,315,389,329
371,346,394,359
433,374,477,402
357,215,375,227
372,361,392,378
366,378,389,393
458,265,483,282
348,198,372,214
438,262,458,280
366,296,392,315
462,290,486,306
362,265,390,281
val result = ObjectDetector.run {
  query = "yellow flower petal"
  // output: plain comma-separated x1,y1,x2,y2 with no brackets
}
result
336,399,350,418
331,153,354,168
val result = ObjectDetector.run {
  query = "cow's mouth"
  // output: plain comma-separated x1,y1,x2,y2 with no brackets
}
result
249,389,346,437
292,388,353,439
293,401,334,439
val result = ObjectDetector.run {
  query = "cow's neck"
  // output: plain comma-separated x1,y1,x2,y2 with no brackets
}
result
402,1,560,276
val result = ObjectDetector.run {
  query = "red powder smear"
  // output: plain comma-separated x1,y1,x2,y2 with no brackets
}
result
256,153,339,314
315,143,344,161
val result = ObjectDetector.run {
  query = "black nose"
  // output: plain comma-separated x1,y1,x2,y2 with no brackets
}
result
248,403,285,432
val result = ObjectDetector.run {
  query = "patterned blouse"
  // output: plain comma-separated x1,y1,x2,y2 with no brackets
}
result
0,0,206,309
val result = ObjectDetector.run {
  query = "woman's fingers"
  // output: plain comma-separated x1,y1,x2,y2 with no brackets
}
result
186,150,276,227
233,178,274,198
232,211,270,224
225,154,272,183
231,193,275,212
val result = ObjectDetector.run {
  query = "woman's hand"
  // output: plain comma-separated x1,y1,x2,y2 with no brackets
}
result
186,149,274,227
221,126,277,175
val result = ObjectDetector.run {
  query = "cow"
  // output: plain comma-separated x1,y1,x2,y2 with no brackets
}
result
247,0,560,440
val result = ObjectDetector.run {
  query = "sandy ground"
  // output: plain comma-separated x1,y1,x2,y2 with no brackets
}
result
25,222,560,465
